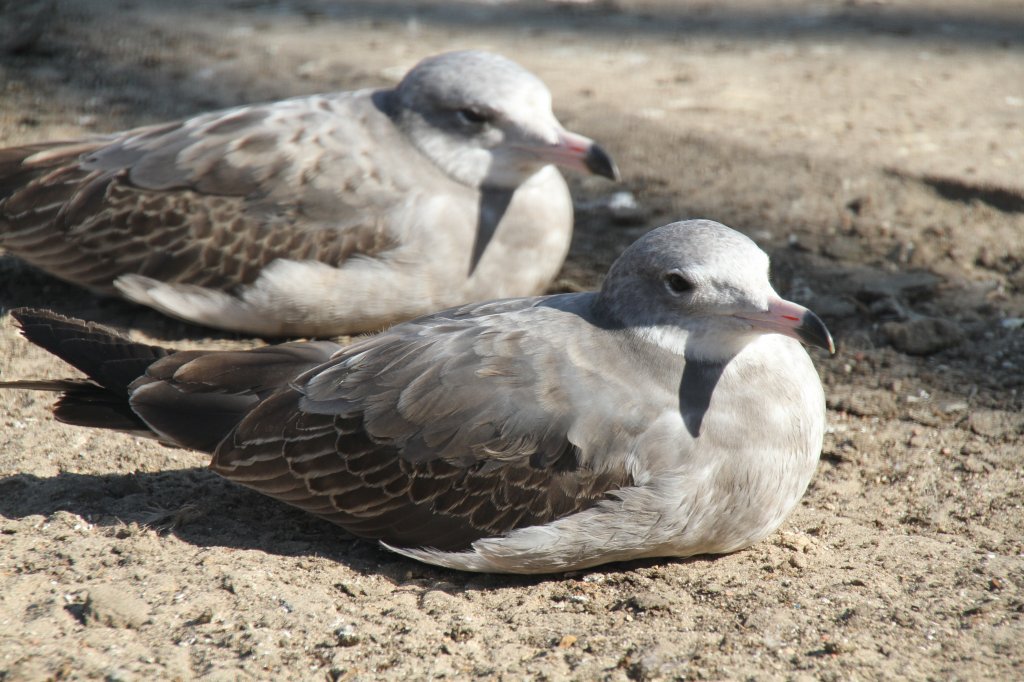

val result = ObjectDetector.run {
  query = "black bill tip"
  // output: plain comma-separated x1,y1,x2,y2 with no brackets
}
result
584,143,620,181
796,309,836,355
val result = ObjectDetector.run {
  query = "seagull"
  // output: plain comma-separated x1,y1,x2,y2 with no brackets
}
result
0,50,618,336
2,219,833,574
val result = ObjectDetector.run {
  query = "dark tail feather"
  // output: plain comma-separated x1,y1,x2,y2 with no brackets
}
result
129,380,260,451
6,308,168,435
53,387,154,434
0,377,152,434
5,309,340,451
0,378,95,392
11,308,169,392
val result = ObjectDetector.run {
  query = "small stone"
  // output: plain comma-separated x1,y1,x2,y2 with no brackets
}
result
777,531,812,552
881,317,964,355
828,388,898,417
907,408,943,427
961,440,985,455
624,590,671,613
82,584,149,629
940,400,969,413
334,623,361,647
855,270,941,298
190,607,214,625
969,409,1021,439
957,456,989,474
578,190,647,225
624,645,678,681
420,589,459,616
558,634,578,648
822,236,864,261
607,191,644,224
1000,317,1024,329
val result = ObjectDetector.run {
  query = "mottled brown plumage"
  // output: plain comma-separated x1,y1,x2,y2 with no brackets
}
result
0,130,398,294
216,391,627,550
0,51,617,336
5,306,631,554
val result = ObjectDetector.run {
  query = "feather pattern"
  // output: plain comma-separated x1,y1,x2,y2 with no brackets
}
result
0,51,617,336
211,297,640,550
0,96,418,294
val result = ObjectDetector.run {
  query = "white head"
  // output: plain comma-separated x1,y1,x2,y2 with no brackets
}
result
387,50,618,189
597,220,834,362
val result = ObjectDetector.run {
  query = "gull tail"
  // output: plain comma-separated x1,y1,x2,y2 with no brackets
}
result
10,308,170,391
2,308,342,451
1,308,170,434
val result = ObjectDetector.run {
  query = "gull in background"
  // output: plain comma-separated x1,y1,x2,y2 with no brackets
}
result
0,50,617,336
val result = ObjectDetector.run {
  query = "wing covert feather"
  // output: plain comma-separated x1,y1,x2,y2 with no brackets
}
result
0,93,417,292
212,300,639,551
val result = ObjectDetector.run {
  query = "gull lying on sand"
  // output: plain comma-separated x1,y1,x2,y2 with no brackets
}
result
2,219,833,574
0,50,617,336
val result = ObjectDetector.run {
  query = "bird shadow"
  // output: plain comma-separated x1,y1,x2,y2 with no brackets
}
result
0,255,279,345
0,465,712,590
0,466,389,567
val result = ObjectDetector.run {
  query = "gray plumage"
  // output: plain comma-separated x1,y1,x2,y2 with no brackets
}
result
0,50,617,336
2,220,833,574
0,0,53,53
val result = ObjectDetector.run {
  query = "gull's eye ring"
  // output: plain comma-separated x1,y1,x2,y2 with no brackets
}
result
664,272,693,294
456,107,490,125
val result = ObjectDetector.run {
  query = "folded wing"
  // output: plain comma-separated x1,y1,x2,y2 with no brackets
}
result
212,299,637,551
0,95,407,295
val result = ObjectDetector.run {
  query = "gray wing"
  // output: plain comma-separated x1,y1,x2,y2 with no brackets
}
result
0,93,412,293
210,296,638,552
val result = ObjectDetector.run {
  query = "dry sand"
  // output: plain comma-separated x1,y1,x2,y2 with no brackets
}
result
1,1,1021,679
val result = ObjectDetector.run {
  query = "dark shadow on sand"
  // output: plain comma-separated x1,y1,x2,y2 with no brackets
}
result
0,466,715,589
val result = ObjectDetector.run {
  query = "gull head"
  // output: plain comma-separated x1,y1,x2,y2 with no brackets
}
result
391,50,618,189
597,219,834,361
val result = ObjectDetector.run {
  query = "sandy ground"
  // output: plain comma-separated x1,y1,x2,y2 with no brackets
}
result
1,0,1022,679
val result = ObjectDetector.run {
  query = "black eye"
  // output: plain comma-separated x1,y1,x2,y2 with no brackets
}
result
664,272,693,294
456,107,490,125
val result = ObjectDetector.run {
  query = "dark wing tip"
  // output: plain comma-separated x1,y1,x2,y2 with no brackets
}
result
8,307,170,392
11,307,74,328
10,306,130,349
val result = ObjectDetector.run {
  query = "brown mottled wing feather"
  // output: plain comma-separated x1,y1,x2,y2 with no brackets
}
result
0,95,403,294
127,340,342,452
211,297,637,552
